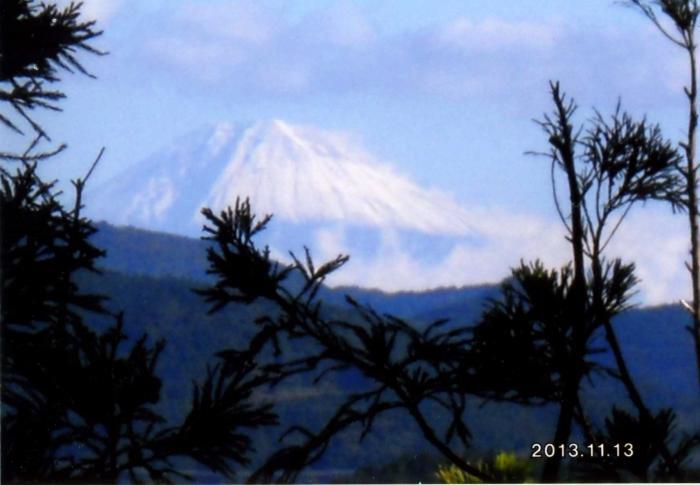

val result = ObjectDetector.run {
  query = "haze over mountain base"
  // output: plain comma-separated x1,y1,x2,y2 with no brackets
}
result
87,120,689,303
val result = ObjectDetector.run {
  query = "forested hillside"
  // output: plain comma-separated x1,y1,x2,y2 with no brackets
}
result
81,223,700,480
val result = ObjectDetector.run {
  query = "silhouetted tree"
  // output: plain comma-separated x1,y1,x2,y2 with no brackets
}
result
1,162,277,481
198,200,500,483
7,1,692,482
576,407,700,481
195,80,696,482
1,1,278,481
470,82,691,481
626,0,700,389
0,0,103,145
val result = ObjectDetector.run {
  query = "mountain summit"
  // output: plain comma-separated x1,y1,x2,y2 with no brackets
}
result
88,120,472,236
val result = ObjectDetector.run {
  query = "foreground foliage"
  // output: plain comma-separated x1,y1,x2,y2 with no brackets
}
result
0,163,278,481
435,452,534,484
1,1,278,481
3,0,700,482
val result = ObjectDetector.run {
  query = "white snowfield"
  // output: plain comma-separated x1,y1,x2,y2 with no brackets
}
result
90,119,473,236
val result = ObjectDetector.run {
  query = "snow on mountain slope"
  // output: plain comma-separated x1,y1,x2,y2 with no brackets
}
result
84,119,570,293
88,120,473,236
88,122,246,235
86,119,688,304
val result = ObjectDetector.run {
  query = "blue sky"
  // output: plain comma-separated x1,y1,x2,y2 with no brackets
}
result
11,0,693,303
22,0,686,212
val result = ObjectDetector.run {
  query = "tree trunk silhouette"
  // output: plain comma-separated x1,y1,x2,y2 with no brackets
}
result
540,81,588,482
685,28,700,389
628,0,700,390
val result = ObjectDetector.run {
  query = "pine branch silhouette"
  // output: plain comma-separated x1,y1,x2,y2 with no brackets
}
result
470,82,695,481
1,162,278,482
1,2,278,481
198,200,499,483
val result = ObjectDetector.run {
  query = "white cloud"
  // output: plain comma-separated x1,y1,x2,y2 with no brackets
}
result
607,208,689,305
434,16,560,52
82,0,124,23
312,2,377,47
137,4,571,99
174,2,277,44
257,63,311,94
54,0,124,23
309,204,688,307
311,208,567,291
134,2,685,106
146,35,251,83
316,225,347,258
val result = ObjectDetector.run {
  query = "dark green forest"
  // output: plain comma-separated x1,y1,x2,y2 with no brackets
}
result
82,223,700,480
3,0,700,483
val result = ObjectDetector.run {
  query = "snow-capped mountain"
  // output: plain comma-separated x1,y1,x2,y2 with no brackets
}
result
88,120,473,237
87,119,572,293
86,119,689,302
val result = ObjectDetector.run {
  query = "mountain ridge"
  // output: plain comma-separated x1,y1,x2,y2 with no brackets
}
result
87,119,473,236
83,221,699,479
